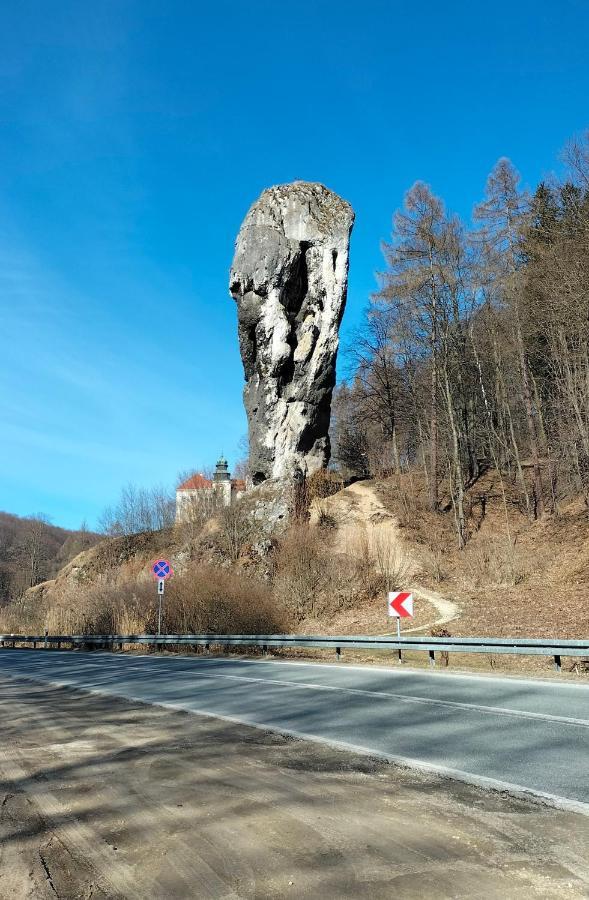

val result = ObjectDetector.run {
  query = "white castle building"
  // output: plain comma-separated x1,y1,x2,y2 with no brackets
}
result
175,456,246,523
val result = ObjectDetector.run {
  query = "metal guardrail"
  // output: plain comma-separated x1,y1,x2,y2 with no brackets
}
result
1,632,589,671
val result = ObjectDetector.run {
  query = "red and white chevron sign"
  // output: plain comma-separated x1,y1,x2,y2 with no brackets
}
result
388,591,414,618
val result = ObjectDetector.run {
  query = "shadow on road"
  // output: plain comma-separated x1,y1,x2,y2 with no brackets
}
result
1,674,589,898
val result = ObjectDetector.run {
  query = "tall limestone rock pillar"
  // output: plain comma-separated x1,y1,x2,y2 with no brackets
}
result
229,181,354,484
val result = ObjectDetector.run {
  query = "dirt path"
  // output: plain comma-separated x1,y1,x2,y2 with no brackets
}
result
311,481,460,632
403,586,459,633
1,675,589,899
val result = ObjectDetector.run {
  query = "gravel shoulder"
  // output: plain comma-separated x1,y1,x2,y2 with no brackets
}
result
1,675,589,899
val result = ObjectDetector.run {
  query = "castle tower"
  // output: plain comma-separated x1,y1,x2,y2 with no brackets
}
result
213,455,232,507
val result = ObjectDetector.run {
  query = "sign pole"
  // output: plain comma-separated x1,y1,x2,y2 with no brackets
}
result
157,579,165,635
151,560,173,638
388,591,413,666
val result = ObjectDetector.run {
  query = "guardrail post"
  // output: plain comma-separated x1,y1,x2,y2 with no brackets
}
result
429,649,436,667
554,654,562,673
263,644,268,657
397,648,403,665
336,646,341,661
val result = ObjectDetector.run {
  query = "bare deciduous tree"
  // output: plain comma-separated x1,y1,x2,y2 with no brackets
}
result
99,484,175,537
336,130,589,549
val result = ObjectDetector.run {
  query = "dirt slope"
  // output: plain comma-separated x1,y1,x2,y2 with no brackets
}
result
310,481,459,634
308,471,589,649
370,471,589,641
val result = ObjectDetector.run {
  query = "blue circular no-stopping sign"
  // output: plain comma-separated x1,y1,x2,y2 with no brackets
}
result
152,559,172,580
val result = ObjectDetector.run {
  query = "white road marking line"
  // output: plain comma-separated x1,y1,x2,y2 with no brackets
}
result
167,669,589,727
3,655,587,728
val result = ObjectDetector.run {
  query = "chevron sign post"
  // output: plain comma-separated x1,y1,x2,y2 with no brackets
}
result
388,591,414,641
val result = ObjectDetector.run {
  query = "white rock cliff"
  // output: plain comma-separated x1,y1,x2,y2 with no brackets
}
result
229,181,354,484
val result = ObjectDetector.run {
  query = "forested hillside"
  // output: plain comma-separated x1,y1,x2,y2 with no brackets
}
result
334,132,589,550
0,512,100,605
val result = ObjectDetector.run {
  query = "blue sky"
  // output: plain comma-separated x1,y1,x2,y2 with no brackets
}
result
1,0,588,530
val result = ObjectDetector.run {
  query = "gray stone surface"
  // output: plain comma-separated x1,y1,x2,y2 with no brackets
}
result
230,181,354,484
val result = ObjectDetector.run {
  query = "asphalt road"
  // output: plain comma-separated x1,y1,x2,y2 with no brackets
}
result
1,649,588,810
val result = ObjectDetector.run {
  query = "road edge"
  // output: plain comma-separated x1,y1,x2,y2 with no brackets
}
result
4,668,589,819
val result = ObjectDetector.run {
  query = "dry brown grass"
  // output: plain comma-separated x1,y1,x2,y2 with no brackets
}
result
0,594,46,634
0,564,288,637
369,524,413,591
418,547,447,583
339,520,413,593
274,525,327,619
314,502,339,529
461,536,528,588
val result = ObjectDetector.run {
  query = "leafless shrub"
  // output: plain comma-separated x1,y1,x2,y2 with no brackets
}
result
462,536,527,587
0,592,47,633
290,474,311,522
570,658,589,674
27,564,288,637
43,579,154,635
341,523,397,595
317,553,361,613
274,525,324,618
165,565,287,634
419,547,447,583
274,517,411,621
431,625,450,666
274,523,370,619
345,525,372,579
307,469,345,500
217,498,256,562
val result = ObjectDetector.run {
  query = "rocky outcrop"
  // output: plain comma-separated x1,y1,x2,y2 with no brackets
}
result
229,181,354,484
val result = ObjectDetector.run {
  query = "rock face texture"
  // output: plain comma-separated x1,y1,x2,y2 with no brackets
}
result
229,181,354,484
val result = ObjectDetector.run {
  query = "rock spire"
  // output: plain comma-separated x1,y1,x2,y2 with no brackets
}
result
229,181,354,484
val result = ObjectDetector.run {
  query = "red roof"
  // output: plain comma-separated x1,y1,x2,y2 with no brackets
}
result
177,473,212,491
